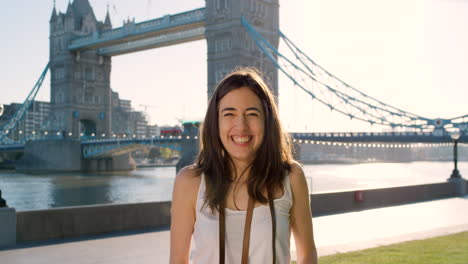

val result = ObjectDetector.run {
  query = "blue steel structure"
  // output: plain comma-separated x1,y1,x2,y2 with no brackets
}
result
0,63,50,145
0,137,180,158
1,130,466,163
241,17,468,133
290,131,467,143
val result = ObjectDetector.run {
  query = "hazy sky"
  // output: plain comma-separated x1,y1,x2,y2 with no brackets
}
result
1,0,467,132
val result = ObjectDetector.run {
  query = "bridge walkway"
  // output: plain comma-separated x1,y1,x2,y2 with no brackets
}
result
0,196,467,263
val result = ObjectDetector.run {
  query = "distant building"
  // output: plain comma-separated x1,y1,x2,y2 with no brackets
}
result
119,100,132,112
129,111,148,138
146,125,161,137
0,101,51,141
1,92,162,140
111,90,153,138
111,91,130,136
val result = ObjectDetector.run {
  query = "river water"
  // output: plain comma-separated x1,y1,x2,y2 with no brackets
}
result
0,161,466,211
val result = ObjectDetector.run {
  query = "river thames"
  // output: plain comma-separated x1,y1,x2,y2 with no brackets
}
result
0,161,466,211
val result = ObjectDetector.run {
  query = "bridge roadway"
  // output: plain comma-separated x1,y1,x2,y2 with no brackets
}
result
290,131,468,143
0,132,466,160
82,137,182,158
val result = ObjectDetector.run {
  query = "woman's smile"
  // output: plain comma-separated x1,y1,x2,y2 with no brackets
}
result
232,135,252,145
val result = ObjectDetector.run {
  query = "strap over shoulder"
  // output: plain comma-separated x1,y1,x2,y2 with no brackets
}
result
218,194,277,264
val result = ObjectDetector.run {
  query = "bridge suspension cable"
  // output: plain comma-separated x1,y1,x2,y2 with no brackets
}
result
241,17,467,133
0,63,50,144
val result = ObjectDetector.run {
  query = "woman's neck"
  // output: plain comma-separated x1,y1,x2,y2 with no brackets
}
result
231,160,252,182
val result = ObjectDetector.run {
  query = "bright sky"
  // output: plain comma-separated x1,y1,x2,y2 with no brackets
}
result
1,0,467,132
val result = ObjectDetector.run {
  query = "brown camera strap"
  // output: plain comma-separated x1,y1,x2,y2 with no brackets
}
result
219,193,277,264
268,191,277,264
219,199,226,264
240,197,255,264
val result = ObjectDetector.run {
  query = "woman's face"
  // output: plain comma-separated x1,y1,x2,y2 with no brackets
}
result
218,87,265,166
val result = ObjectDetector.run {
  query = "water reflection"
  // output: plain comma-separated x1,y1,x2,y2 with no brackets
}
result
0,171,54,210
0,162,466,211
49,173,114,208
303,161,467,193
0,167,177,211
108,167,176,204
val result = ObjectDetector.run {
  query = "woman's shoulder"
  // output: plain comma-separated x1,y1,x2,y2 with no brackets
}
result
174,165,202,193
287,160,307,191
288,160,305,179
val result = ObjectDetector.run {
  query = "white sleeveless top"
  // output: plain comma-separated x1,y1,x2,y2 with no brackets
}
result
190,173,292,264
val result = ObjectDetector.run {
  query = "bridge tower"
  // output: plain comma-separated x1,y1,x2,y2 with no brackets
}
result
49,0,112,138
205,0,280,98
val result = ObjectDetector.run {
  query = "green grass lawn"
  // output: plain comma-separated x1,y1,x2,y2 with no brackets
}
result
294,231,468,264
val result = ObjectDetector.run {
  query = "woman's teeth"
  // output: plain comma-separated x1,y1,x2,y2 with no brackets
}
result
232,136,251,144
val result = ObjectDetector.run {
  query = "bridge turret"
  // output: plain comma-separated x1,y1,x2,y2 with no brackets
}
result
50,5,57,23
66,2,74,15
71,0,95,19
64,3,76,32
103,7,112,30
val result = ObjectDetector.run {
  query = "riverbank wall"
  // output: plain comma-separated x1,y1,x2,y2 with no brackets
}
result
4,180,467,247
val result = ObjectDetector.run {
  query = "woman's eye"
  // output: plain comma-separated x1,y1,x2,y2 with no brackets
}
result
247,112,259,117
223,113,234,117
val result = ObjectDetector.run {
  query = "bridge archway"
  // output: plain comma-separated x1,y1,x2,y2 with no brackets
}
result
79,119,97,138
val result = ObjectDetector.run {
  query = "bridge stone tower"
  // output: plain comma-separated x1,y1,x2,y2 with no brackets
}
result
205,0,280,98
49,0,112,138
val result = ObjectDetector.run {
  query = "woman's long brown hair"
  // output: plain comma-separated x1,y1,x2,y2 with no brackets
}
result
196,67,294,213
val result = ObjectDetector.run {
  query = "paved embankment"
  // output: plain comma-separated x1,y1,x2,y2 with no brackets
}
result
0,196,467,263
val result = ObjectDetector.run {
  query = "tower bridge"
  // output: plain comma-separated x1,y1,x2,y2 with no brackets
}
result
0,0,467,172
47,0,279,140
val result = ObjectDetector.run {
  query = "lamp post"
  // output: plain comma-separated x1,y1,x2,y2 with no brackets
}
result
449,130,462,179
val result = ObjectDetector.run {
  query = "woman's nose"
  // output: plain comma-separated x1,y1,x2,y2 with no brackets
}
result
234,115,248,129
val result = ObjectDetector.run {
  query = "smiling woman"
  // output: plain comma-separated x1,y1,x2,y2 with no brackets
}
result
218,87,265,170
170,68,318,264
